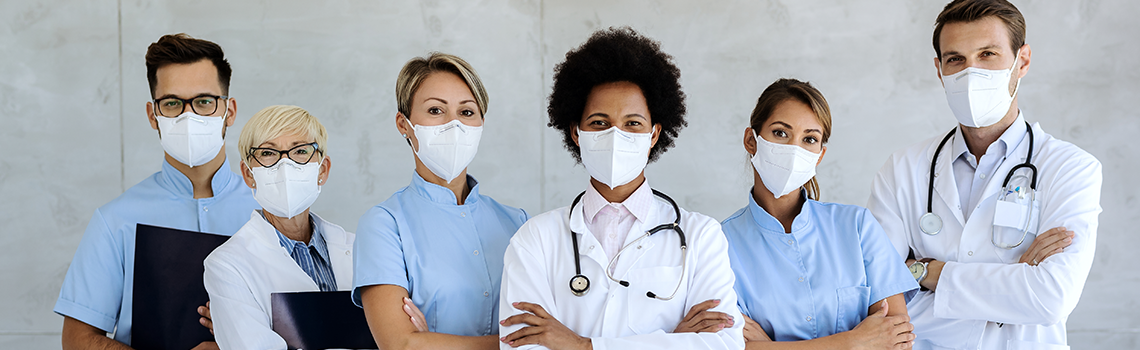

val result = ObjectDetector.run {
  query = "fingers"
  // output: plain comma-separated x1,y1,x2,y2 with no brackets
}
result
501,325,543,345
683,299,721,322
512,302,552,319
198,304,211,318
501,312,545,327
873,300,889,317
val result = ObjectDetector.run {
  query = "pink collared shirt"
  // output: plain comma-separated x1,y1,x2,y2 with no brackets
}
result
582,180,654,263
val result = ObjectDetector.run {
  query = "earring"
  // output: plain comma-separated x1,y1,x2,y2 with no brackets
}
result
402,133,408,138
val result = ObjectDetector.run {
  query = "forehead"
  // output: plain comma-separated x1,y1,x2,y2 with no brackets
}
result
766,99,821,129
154,59,223,98
939,16,1012,54
584,81,648,112
259,131,315,147
413,71,474,100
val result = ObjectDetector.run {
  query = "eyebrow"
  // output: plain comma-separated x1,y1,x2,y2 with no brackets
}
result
769,121,822,134
257,140,313,149
154,93,217,100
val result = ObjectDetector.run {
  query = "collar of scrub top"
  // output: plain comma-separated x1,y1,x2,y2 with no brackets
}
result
568,186,687,300
157,158,241,198
409,171,481,206
746,187,814,235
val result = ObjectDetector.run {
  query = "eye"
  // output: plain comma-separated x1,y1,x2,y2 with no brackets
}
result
981,51,996,57
946,56,963,63
803,136,819,144
588,120,608,126
257,150,276,157
772,129,788,138
460,109,475,117
428,107,443,115
194,98,214,106
162,100,182,108
626,120,642,126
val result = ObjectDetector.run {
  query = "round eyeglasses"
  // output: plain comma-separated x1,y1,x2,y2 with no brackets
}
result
248,142,321,167
153,95,229,117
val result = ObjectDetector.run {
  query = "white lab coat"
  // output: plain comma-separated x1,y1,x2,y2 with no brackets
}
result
203,211,355,350
867,121,1101,350
499,194,745,350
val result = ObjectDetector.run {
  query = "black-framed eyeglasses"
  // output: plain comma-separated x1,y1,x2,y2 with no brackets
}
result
153,95,229,117
248,142,322,167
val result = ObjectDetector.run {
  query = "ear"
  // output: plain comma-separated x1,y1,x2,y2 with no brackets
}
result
571,125,581,147
396,112,416,150
224,97,237,127
649,123,662,148
240,160,256,189
1015,44,1031,79
816,145,827,166
147,102,159,131
318,155,332,185
743,127,757,156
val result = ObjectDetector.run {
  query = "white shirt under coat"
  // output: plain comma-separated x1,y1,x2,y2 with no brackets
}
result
204,211,355,350
499,182,745,350
867,113,1102,350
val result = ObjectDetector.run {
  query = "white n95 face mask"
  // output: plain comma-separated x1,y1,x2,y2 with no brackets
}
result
407,117,483,183
750,131,821,198
578,127,653,189
156,111,226,167
250,158,322,219
941,51,1021,128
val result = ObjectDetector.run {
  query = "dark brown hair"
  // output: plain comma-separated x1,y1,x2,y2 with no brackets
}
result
145,33,232,98
749,78,832,201
933,0,1026,58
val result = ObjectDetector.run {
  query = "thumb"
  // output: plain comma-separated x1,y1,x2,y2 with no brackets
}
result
874,300,889,317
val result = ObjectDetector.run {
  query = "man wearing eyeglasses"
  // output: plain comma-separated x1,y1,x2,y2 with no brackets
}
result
55,33,259,350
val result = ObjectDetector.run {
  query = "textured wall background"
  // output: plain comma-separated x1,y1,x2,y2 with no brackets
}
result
1,0,1136,348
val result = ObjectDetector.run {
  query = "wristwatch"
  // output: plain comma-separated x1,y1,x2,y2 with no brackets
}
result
909,258,935,291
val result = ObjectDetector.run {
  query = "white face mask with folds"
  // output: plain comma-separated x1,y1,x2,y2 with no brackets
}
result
406,117,483,183
940,50,1021,128
577,126,653,189
250,158,322,219
750,131,821,199
156,110,227,167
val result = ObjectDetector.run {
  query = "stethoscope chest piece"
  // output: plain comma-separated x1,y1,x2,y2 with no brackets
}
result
569,274,590,296
919,212,943,235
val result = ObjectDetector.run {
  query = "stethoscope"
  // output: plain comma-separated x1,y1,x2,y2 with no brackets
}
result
919,121,1038,249
567,189,687,301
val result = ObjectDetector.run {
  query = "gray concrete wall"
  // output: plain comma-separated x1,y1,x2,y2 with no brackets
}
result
2,0,1136,348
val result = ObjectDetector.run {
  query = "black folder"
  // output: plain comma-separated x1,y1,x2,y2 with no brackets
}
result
272,291,377,350
132,224,229,350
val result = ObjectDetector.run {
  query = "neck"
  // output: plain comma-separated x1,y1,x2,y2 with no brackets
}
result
592,174,646,203
414,160,470,205
961,103,1019,161
752,171,803,233
167,147,226,199
263,209,313,243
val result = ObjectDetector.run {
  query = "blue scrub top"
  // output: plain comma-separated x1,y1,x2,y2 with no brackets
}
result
54,159,260,345
352,172,528,336
721,190,917,341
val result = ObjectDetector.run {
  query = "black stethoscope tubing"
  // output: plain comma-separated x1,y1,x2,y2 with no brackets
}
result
568,188,687,299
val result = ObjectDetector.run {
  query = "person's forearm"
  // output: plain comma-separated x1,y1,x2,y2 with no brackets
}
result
745,332,852,350
402,333,498,350
62,319,133,350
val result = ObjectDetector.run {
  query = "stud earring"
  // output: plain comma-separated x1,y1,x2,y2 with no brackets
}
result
402,133,408,138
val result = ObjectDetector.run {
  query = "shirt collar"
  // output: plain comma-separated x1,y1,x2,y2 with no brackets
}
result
951,112,1027,164
158,157,240,199
409,171,481,206
582,179,654,224
746,188,813,234
270,212,330,261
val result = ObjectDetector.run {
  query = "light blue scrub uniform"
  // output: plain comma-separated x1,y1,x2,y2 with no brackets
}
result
721,190,917,341
54,159,259,345
352,172,528,336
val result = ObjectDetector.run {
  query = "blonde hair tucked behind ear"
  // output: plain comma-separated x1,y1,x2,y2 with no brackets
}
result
395,52,488,117
239,105,328,164
749,78,832,201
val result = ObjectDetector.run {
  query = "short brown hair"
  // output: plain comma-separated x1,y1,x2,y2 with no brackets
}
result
145,33,232,98
395,53,488,117
933,0,1026,58
749,78,832,201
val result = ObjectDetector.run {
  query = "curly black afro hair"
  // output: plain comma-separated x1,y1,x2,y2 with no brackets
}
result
547,27,688,163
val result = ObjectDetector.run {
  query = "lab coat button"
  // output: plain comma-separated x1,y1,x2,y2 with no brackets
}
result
345,250,351,255
968,251,973,256
980,173,987,179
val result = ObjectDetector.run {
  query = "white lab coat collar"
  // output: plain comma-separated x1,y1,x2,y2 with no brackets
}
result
243,211,354,290
569,191,678,284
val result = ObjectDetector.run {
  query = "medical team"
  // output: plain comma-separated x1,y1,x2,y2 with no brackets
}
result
55,0,1101,350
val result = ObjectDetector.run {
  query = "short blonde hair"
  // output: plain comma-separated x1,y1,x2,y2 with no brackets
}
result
395,53,488,116
239,105,328,164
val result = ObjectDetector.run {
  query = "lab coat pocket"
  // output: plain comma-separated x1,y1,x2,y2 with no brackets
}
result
1007,339,1069,350
625,266,686,335
835,286,870,332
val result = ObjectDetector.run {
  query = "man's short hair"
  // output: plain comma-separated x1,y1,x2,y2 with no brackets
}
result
145,33,232,98
933,0,1026,58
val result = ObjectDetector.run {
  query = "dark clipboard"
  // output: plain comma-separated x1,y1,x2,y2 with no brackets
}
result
271,291,377,350
132,224,229,350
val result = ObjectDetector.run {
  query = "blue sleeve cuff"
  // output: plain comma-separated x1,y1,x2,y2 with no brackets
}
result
54,298,117,333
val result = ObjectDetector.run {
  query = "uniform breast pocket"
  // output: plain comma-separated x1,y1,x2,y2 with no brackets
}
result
625,266,686,335
992,189,1042,263
835,286,870,332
